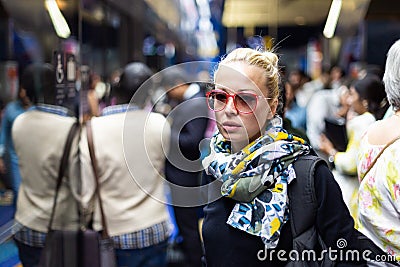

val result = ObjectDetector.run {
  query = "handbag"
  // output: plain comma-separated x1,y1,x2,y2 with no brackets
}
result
38,122,117,267
324,116,348,152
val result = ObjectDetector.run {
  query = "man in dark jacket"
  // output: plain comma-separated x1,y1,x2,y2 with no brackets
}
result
162,67,209,267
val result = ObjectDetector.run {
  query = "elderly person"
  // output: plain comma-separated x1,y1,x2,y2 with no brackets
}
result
356,39,400,263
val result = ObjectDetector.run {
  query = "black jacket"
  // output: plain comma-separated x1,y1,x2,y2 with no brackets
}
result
202,160,386,267
165,90,209,187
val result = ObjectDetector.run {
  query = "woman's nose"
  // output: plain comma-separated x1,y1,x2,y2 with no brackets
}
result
225,97,238,114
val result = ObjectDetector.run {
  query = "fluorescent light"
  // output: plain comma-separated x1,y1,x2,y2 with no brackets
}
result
323,0,342,39
45,0,71,39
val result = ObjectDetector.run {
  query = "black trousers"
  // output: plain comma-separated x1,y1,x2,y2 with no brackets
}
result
15,238,43,267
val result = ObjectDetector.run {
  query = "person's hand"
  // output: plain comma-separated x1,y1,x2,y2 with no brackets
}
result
319,134,336,156
346,108,358,121
336,85,350,118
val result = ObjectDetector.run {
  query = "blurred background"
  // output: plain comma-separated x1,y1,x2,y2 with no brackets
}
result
0,0,399,102
0,1,400,266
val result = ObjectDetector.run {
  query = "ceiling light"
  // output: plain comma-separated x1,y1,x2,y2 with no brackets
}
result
45,0,71,39
323,0,342,39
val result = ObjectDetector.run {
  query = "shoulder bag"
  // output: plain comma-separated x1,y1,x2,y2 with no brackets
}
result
38,121,117,267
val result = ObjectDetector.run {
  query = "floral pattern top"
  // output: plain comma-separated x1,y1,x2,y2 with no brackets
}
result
356,132,400,259
335,112,376,176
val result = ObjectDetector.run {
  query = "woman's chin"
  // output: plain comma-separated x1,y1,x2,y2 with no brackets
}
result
222,133,249,148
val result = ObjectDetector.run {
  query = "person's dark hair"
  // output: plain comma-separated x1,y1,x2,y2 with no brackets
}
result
116,62,153,104
320,69,332,89
161,68,189,89
341,76,355,89
352,74,388,120
329,65,346,78
20,63,55,104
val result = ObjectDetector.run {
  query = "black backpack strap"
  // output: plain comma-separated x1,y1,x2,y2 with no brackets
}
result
289,154,327,248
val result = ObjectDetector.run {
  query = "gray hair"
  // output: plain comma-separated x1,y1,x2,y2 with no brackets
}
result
383,39,400,111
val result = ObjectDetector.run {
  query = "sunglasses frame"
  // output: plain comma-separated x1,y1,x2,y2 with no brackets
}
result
206,89,271,114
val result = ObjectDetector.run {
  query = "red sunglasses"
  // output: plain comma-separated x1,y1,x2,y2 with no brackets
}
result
206,90,271,114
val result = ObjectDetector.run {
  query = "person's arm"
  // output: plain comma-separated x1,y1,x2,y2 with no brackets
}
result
306,93,328,149
334,133,358,175
0,157,5,175
314,163,387,265
88,90,100,116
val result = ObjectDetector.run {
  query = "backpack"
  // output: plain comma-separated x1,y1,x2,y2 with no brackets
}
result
288,154,334,267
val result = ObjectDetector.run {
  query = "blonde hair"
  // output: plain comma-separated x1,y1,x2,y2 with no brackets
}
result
217,48,280,100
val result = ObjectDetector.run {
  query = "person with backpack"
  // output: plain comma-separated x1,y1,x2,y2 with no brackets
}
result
201,47,388,266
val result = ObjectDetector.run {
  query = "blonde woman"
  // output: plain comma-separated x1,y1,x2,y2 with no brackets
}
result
201,47,386,266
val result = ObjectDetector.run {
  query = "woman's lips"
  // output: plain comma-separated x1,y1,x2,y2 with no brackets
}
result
222,122,242,132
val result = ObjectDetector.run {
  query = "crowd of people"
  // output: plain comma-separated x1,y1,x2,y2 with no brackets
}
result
0,39,400,267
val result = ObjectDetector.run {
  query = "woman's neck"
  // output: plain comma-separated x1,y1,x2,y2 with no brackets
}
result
231,135,260,153
232,142,247,153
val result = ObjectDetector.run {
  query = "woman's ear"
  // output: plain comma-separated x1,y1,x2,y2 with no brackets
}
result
269,98,279,117
362,99,369,110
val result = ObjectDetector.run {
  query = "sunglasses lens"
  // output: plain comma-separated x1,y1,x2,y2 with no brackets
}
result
215,92,227,103
207,90,259,113
235,93,257,113
207,91,226,111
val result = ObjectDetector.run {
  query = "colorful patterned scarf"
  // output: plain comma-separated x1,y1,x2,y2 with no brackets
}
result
202,116,310,248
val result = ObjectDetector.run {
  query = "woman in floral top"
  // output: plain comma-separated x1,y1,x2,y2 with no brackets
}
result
357,39,400,263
